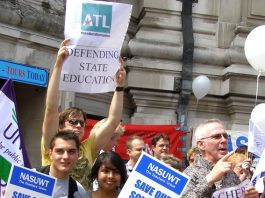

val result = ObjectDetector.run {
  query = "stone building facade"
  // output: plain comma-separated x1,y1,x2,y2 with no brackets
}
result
0,0,265,167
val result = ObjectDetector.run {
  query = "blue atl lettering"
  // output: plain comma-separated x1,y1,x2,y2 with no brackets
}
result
147,163,181,185
20,172,50,187
135,179,155,196
12,191,32,198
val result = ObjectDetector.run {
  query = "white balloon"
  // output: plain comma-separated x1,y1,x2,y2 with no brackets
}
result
192,75,211,100
244,25,265,73
251,103,265,133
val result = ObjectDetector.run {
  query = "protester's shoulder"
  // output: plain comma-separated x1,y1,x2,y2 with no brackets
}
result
81,133,97,156
41,137,46,150
223,171,241,186
75,180,88,197
81,134,95,147
183,164,199,174
84,191,92,198
40,139,51,166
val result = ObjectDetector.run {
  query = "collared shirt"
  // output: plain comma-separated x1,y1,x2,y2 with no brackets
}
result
126,161,134,177
182,154,241,198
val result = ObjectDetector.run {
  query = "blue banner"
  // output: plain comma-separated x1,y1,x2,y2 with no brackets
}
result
0,60,48,87
10,166,55,196
135,154,189,195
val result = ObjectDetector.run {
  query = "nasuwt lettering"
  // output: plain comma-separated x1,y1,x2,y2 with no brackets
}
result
147,163,181,185
20,172,50,187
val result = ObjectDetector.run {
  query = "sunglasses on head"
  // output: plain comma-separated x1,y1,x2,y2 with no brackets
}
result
200,133,229,140
67,118,85,127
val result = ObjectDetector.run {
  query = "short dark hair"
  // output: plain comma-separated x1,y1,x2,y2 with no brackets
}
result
49,130,80,150
160,154,181,171
58,107,87,129
151,133,170,147
88,151,127,190
126,136,144,149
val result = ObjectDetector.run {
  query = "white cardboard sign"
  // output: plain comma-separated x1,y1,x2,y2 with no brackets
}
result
5,165,56,198
60,0,132,93
211,179,250,198
119,153,190,198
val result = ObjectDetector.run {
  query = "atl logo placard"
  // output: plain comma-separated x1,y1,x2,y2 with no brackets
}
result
82,3,112,35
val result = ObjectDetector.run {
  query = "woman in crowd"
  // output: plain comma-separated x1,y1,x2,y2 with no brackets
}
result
227,152,251,182
186,146,200,166
87,151,127,198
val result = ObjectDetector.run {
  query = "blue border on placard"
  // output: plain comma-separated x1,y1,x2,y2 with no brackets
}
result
135,154,189,195
10,166,55,196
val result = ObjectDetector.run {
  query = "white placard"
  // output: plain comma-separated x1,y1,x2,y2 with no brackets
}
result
211,179,250,198
251,148,265,193
119,152,190,198
248,119,265,157
5,165,56,198
60,0,132,93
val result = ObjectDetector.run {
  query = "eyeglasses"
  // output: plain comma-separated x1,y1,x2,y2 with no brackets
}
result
200,133,229,140
67,118,85,127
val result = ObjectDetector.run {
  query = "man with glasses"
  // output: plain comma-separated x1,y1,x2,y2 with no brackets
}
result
41,39,126,191
182,119,241,198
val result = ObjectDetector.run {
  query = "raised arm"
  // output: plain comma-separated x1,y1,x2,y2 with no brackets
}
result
93,57,126,155
42,39,70,149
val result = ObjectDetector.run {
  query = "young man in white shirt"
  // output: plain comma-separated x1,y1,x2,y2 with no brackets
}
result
38,131,87,197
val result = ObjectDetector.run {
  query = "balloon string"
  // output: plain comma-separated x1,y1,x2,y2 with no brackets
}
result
255,72,261,106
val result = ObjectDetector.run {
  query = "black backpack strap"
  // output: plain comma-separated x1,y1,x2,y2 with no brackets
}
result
36,165,50,175
68,176,78,198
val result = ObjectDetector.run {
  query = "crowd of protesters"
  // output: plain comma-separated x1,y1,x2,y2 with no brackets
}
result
17,39,264,197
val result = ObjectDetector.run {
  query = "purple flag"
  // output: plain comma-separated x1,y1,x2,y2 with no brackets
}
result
0,78,31,196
